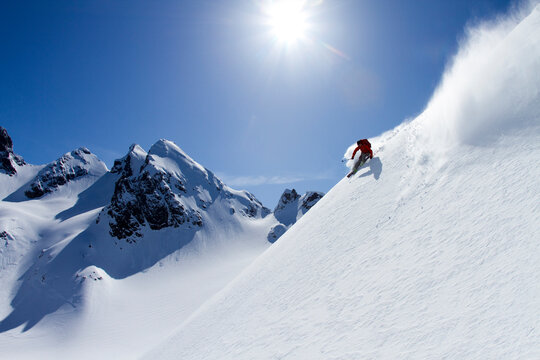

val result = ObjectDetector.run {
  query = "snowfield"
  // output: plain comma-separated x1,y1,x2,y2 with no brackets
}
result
1,3,540,360
144,4,540,360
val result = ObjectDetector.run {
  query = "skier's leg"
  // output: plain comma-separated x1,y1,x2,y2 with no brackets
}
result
360,152,370,165
352,157,362,172
347,159,360,178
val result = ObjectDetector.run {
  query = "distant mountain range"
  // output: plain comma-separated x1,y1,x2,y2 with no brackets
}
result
0,126,323,339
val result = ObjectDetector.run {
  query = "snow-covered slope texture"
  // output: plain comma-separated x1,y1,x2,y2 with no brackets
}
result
0,138,277,359
268,189,324,242
146,5,540,360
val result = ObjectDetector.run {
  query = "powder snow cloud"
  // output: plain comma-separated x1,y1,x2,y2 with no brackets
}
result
417,1,540,148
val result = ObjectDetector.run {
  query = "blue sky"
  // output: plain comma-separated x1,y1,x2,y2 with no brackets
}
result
1,0,514,206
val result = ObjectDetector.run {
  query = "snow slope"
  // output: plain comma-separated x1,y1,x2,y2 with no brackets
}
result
145,5,540,359
0,138,305,359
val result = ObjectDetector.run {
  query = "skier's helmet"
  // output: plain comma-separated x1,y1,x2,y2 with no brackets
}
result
357,140,362,146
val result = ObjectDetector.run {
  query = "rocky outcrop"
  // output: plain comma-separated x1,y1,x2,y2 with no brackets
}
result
101,140,270,243
267,224,287,243
24,148,108,198
0,127,25,176
270,188,324,242
274,189,324,226
300,191,324,212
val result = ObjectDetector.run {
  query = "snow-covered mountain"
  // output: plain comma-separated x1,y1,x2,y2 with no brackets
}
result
268,189,324,242
144,5,540,359
102,140,269,243
0,131,323,359
6,147,108,201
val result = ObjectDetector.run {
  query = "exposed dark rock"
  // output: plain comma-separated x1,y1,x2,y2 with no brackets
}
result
102,140,268,243
300,191,324,211
1,231,13,246
24,147,105,199
107,169,204,241
0,127,25,176
274,188,301,213
270,188,324,242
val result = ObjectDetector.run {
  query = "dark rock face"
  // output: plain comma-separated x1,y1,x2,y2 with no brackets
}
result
0,127,13,153
274,188,301,213
102,140,270,243
25,148,106,198
107,169,204,241
300,191,324,212
0,127,25,176
270,188,324,242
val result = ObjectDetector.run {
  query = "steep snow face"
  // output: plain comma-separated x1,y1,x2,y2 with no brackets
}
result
145,5,540,360
5,147,108,200
0,127,25,176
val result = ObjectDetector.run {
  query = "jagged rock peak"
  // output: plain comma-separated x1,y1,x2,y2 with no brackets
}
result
0,127,14,153
111,143,147,176
274,188,301,212
24,147,108,199
0,126,25,176
300,191,324,211
102,139,270,242
273,188,325,229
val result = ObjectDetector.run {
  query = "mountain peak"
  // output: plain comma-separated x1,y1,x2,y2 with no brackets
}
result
111,144,147,176
274,188,324,226
23,147,107,199
0,126,25,175
103,140,269,242
0,127,14,153
148,139,189,159
269,188,324,242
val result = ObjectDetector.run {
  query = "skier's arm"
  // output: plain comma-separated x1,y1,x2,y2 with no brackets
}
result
351,146,360,159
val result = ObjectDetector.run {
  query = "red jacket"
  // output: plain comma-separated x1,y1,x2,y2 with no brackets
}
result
352,144,373,159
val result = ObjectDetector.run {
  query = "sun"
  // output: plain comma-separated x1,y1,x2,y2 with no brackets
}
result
265,1,309,43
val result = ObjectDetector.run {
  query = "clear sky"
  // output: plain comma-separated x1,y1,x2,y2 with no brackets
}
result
1,0,514,207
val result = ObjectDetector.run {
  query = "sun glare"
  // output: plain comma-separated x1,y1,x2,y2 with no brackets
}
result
266,1,309,43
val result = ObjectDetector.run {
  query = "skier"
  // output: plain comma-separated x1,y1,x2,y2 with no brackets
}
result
347,139,373,178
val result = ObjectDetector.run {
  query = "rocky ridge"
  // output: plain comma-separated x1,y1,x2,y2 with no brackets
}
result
24,147,108,199
99,140,271,243
268,188,324,242
0,127,25,176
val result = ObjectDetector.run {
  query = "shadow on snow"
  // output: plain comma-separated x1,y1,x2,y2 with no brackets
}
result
0,221,198,333
358,157,383,180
